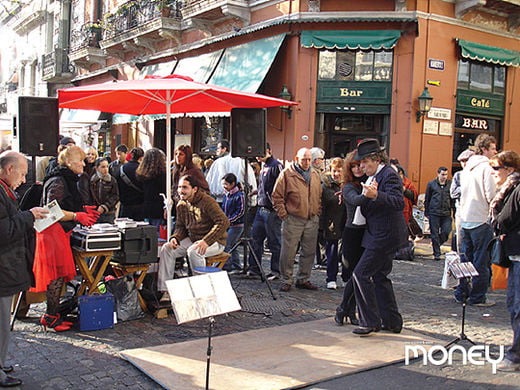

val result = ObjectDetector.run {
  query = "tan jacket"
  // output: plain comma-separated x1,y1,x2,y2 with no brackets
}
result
173,190,229,246
272,163,322,220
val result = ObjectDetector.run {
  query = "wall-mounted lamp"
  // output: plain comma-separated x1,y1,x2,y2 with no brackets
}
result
278,84,292,119
416,86,433,122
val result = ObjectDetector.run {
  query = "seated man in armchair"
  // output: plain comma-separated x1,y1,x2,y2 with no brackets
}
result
158,174,229,301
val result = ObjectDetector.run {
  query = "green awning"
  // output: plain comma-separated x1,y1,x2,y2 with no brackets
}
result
457,39,520,67
301,30,402,50
139,60,177,79
173,50,223,83
209,34,285,93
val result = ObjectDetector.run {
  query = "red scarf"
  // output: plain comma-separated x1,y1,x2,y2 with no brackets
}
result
0,178,17,200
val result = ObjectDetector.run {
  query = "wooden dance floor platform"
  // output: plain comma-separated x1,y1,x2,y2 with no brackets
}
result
121,318,442,390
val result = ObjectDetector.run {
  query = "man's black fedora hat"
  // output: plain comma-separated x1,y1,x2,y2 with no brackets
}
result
354,138,385,160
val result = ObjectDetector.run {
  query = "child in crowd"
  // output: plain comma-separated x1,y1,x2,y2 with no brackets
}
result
90,157,119,224
221,173,245,273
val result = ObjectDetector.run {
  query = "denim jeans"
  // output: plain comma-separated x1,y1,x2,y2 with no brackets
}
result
507,260,520,363
325,239,345,283
224,225,244,270
248,207,282,275
454,223,494,304
428,215,452,258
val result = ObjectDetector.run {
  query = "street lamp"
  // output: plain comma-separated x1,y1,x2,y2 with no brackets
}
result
278,85,292,119
416,87,433,122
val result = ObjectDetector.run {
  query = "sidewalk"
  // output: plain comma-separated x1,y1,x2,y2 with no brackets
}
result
8,239,519,389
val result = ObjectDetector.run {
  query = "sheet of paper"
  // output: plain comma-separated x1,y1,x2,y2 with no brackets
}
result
166,271,241,324
33,200,65,233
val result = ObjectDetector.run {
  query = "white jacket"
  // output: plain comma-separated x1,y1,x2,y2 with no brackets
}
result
459,154,496,224
206,153,257,203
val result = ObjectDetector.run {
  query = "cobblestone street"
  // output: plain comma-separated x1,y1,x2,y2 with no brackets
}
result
7,240,519,389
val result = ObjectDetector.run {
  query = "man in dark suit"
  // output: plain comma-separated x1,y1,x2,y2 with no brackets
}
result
350,139,407,335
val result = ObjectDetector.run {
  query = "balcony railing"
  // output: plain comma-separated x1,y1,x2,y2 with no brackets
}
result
41,48,74,82
102,0,181,40
70,23,102,52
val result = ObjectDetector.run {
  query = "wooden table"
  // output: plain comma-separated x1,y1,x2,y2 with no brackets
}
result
73,249,114,295
110,262,151,311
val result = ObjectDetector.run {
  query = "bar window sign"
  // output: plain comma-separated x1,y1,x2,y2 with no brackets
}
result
455,114,498,132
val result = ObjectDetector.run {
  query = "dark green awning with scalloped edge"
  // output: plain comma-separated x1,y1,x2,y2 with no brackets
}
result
457,39,520,67
301,30,402,50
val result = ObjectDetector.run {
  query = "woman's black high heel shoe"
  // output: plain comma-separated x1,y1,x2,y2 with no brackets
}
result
334,310,346,326
348,314,360,326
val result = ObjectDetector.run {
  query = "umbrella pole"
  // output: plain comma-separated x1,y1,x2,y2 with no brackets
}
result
166,100,172,241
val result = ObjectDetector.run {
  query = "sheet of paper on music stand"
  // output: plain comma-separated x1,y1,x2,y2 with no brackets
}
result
165,271,241,324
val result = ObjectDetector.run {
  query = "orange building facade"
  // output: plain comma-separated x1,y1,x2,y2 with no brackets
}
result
66,0,520,192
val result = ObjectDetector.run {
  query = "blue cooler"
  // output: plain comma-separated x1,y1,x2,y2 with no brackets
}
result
78,293,115,331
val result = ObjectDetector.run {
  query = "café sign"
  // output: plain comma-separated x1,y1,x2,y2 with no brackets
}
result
470,97,490,108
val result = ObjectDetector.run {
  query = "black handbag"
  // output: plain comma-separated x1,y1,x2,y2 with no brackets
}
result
487,236,512,268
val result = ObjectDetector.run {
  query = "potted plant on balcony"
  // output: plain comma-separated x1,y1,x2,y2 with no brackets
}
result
155,0,177,17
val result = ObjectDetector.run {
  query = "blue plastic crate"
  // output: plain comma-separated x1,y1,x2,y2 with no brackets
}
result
78,293,115,331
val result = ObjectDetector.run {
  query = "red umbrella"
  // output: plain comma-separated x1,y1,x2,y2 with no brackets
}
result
58,74,297,236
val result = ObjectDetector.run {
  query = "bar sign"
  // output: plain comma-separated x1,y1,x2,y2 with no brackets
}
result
428,59,445,71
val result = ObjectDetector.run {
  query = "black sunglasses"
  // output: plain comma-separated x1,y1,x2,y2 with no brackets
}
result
490,165,505,171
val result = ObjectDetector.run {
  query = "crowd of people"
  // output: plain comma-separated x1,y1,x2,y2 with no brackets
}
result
2,131,520,387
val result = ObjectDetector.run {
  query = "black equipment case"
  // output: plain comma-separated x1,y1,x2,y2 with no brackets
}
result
112,225,158,264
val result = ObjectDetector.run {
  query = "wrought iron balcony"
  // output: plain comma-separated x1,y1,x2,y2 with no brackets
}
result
102,0,181,40
70,23,102,52
41,48,75,82
69,23,107,70
99,0,182,59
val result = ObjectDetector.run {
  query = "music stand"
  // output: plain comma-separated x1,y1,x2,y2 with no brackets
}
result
228,158,277,300
166,271,241,390
445,262,479,347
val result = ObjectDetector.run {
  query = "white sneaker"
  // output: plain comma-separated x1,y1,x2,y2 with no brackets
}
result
327,281,337,290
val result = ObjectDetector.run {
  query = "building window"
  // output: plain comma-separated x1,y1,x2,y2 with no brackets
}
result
457,60,505,95
318,50,393,81
195,116,229,156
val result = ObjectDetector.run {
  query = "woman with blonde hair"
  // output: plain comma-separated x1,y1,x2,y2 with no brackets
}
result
32,146,99,331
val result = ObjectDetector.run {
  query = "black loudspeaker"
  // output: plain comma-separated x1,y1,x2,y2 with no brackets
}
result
231,108,266,158
14,96,59,156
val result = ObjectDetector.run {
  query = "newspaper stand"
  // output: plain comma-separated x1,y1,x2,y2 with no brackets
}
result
446,262,479,347
165,271,241,390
